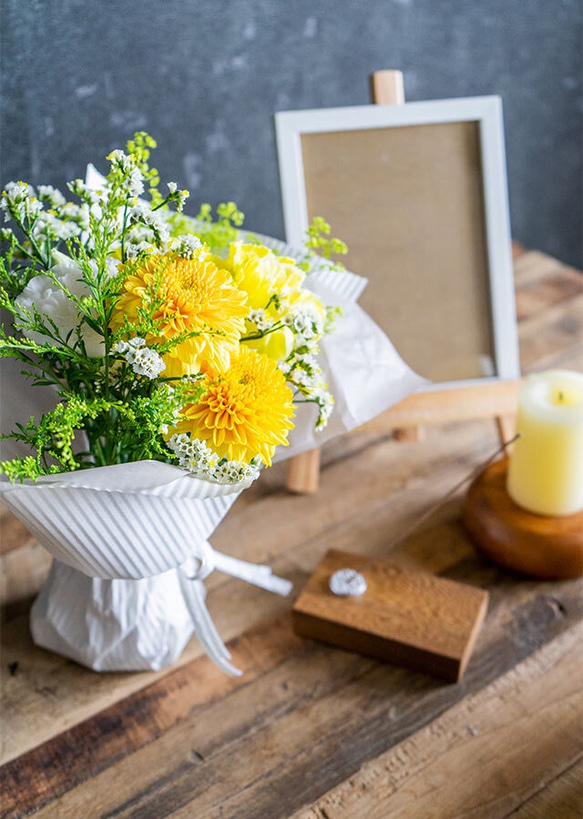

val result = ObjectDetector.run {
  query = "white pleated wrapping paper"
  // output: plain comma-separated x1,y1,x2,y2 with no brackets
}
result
1,461,247,579
0,231,425,674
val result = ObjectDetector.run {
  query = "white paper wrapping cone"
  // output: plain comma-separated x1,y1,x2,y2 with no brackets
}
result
0,462,246,579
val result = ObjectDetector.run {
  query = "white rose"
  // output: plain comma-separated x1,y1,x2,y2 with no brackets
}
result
16,251,117,358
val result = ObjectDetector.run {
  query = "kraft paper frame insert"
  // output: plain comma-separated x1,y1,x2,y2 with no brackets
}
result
275,96,520,390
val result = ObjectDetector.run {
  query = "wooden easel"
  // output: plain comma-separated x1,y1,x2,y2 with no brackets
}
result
286,70,519,494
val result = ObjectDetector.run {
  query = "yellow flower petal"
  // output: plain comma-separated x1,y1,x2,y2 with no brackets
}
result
171,346,295,466
111,252,248,374
216,242,305,310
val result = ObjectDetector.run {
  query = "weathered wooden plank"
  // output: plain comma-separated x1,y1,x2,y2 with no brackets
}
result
0,564,302,766
21,576,582,818
187,596,583,819
518,293,583,372
511,759,583,818
0,541,51,611
0,613,305,817
292,624,582,819
17,636,374,818
514,267,582,321
0,503,34,555
529,345,583,375
512,249,578,288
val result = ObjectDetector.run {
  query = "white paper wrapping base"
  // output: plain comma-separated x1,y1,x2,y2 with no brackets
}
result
30,545,292,673
31,561,195,672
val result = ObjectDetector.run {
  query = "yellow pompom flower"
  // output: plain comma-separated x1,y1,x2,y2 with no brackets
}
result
218,242,305,310
171,346,295,466
111,252,248,376
217,241,324,361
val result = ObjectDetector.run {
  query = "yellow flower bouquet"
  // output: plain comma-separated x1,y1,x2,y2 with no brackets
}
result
0,134,423,673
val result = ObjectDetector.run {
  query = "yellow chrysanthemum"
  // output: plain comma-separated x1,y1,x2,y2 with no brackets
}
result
216,242,305,310
111,253,248,376
216,242,324,362
172,346,295,465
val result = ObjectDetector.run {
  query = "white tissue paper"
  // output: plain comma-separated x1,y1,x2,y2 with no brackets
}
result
0,234,425,674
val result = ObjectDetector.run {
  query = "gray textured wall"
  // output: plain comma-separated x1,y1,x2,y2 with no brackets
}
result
1,0,581,267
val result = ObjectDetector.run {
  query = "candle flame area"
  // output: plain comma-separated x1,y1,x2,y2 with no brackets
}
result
551,387,578,406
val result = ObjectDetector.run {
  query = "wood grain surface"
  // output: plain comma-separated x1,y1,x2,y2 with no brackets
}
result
292,549,489,681
1,246,582,818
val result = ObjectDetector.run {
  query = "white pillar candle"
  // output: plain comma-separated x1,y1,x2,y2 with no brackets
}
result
507,370,583,516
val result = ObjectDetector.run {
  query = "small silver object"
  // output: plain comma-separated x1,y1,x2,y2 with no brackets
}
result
329,568,367,597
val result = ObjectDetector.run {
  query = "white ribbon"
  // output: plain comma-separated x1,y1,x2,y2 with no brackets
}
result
179,541,292,675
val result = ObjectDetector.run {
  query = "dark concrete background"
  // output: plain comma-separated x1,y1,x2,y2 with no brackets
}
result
1,0,581,266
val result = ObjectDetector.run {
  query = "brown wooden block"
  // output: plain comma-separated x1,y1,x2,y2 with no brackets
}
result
292,549,489,682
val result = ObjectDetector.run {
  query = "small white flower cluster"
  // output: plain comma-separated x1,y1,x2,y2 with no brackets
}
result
127,168,145,198
312,388,335,429
1,180,34,207
37,185,67,208
108,150,145,198
166,182,189,212
1,181,42,223
31,210,82,242
167,434,262,484
278,338,334,430
248,307,274,332
282,309,324,344
125,201,172,258
1,181,91,246
169,233,203,259
108,149,134,173
113,337,166,379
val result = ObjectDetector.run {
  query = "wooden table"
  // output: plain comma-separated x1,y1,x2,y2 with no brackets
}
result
1,246,582,818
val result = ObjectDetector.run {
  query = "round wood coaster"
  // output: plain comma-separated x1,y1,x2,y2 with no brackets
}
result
462,458,583,580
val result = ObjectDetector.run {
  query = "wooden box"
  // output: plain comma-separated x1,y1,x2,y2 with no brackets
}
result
292,549,489,682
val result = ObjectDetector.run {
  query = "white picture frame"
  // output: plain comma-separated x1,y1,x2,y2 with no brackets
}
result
275,96,520,390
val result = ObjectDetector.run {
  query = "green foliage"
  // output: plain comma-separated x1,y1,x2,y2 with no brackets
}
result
298,216,348,273
126,132,161,202
168,201,245,255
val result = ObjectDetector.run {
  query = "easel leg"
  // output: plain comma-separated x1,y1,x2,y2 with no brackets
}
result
394,426,426,442
286,448,321,494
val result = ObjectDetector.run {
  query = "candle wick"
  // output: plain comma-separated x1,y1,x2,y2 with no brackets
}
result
558,391,564,403
389,434,520,550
